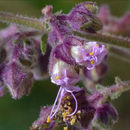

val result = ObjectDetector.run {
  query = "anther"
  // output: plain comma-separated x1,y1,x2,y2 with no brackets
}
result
46,116,51,123
95,44,99,47
89,52,94,55
91,60,95,64
62,112,68,118
64,126,68,130
67,96,70,99
77,110,81,114
70,118,76,125
67,101,71,106
56,76,60,80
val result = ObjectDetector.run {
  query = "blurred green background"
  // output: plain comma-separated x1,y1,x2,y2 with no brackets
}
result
0,0,130,130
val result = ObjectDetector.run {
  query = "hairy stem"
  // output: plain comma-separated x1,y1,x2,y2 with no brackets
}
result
101,81,130,99
74,31,130,49
88,81,130,103
0,12,130,50
0,11,44,31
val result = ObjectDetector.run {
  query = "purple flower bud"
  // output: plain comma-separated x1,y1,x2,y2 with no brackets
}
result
71,41,108,70
94,102,118,128
97,5,110,25
67,2,102,32
116,13,130,37
41,5,53,18
3,61,33,99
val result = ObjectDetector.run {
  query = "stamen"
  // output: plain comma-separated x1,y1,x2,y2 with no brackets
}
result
47,87,63,121
67,101,71,105
67,96,70,99
47,87,78,122
65,88,78,117
49,88,64,119
70,117,76,125
91,60,95,64
77,110,81,114
89,52,94,55
64,126,68,130
95,44,99,47
56,76,60,80
77,110,81,119
62,112,68,118
46,116,51,123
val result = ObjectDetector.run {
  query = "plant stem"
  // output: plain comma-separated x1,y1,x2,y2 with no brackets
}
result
0,11,44,31
0,12,130,50
74,31,130,49
101,81,130,98
88,81,130,103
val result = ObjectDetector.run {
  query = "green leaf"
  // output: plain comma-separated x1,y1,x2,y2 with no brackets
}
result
40,33,48,55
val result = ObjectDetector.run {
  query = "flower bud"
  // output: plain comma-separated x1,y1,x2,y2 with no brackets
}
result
41,5,53,18
97,5,110,25
67,2,102,32
3,61,33,99
93,103,118,129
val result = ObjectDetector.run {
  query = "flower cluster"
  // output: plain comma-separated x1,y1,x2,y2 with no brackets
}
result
31,2,112,130
31,86,118,130
1,1,128,130
0,25,50,99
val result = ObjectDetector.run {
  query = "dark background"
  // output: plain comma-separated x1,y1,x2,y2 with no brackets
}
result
0,0,130,130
